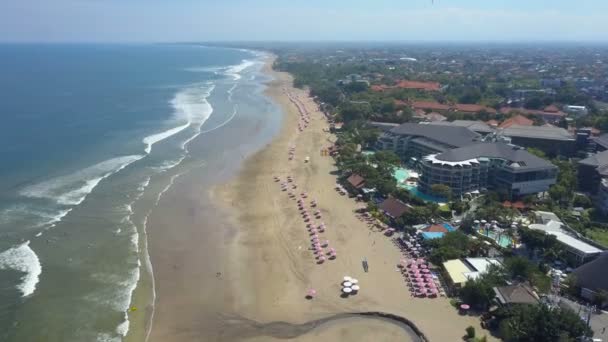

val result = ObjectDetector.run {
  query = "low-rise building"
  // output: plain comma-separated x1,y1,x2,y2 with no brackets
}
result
529,211,603,264
564,105,589,117
378,197,411,221
443,257,502,288
578,150,608,194
493,283,539,306
418,143,557,198
573,253,608,304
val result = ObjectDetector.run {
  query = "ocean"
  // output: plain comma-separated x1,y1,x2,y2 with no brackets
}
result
0,44,277,341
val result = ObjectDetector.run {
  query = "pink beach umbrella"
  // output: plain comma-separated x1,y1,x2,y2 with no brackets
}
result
318,256,326,263
306,289,317,298
422,269,430,274
420,264,428,269
322,240,329,247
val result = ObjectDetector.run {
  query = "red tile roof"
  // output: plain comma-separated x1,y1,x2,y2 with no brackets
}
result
394,99,408,107
395,80,441,91
371,85,385,92
453,104,496,114
499,107,566,119
411,101,450,111
544,105,560,113
499,115,534,129
425,224,449,233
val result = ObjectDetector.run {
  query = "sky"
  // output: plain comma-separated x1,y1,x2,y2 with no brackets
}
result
2,0,608,42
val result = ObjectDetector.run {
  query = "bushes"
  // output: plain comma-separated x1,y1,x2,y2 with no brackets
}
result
466,326,476,338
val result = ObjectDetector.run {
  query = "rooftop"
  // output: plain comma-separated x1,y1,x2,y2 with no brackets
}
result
579,150,608,168
378,197,411,219
390,123,480,149
443,258,502,285
346,174,366,189
501,124,575,141
430,120,494,134
429,143,556,172
494,283,539,305
592,134,608,150
529,213,603,256
499,115,534,129
574,253,608,292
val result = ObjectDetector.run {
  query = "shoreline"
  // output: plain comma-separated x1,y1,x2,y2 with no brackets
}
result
216,58,494,341
140,54,493,341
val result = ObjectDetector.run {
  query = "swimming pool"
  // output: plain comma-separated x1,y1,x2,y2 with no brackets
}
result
393,167,445,203
480,230,513,248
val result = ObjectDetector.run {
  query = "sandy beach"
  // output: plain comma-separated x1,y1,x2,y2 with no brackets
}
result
146,57,494,341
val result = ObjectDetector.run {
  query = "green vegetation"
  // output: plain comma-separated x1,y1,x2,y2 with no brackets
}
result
494,304,592,342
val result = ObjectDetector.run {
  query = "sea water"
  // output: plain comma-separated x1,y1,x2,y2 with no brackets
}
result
0,44,269,341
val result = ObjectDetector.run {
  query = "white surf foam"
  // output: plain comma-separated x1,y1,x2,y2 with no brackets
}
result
20,155,144,206
178,84,215,151
225,59,255,80
143,123,189,154
0,241,42,297
146,83,215,156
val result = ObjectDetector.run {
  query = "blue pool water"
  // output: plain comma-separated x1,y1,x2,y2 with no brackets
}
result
393,167,444,203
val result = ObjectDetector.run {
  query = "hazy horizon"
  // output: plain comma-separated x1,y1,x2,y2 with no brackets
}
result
2,0,608,43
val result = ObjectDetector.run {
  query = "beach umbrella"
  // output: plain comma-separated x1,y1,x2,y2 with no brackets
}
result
420,264,428,269
343,276,352,282
318,256,326,263
351,285,360,292
480,219,487,224
342,287,352,294
417,258,426,264
306,289,317,298
343,281,353,287
460,304,470,310
350,279,359,285
322,240,329,247
422,269,430,273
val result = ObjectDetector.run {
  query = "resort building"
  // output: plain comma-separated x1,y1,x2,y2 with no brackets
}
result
378,197,411,221
577,151,608,214
529,211,603,264
428,120,494,134
443,257,502,288
498,125,576,157
431,121,577,156
418,143,557,199
493,283,539,307
573,253,608,305
376,123,480,159
578,150,608,194
345,173,366,194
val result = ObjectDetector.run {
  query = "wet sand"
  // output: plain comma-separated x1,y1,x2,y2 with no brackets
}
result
146,57,495,341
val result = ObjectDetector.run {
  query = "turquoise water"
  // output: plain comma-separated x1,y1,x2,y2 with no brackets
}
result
482,231,513,248
362,150,376,157
393,167,444,203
